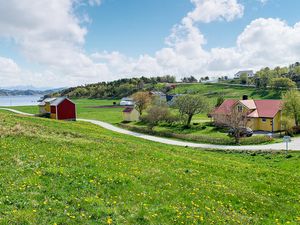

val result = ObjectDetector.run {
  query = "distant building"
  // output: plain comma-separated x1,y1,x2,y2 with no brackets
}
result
38,97,76,121
149,91,166,101
234,70,254,79
122,107,140,122
120,97,134,106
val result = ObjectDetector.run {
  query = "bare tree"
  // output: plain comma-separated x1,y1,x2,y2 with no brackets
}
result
131,92,152,116
225,109,249,144
142,106,170,130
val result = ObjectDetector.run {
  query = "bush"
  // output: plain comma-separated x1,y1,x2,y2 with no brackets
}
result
118,124,274,146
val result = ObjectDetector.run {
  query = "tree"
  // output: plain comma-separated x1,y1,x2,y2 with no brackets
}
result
181,76,198,83
225,109,249,144
282,90,300,126
215,95,225,107
240,73,248,85
131,92,152,116
270,78,296,90
142,106,171,130
173,95,209,127
281,116,295,135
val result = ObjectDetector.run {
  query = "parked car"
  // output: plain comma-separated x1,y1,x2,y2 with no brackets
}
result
228,127,253,137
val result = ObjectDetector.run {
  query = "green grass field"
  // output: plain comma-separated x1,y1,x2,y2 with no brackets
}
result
5,83,286,146
9,99,124,124
0,111,299,224
170,83,282,105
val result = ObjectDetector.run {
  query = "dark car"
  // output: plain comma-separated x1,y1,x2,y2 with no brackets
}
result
228,127,253,137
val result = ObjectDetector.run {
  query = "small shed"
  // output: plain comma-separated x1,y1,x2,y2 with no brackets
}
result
38,98,57,114
122,107,140,122
50,97,76,121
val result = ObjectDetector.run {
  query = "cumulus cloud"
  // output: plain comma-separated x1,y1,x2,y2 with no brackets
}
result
1,0,300,87
0,0,109,86
187,0,244,23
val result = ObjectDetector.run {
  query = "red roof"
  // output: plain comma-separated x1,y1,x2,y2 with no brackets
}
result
213,99,238,115
254,100,282,118
214,99,282,118
123,107,134,113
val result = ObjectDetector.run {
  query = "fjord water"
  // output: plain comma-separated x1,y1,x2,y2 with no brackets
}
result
0,95,42,106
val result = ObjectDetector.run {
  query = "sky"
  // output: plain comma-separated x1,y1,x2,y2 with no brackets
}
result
0,0,300,88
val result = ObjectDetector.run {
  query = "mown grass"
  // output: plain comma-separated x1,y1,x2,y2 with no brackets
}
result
0,111,299,224
170,83,282,105
9,99,124,124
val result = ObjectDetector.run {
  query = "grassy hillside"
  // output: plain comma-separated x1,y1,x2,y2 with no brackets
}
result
0,111,299,224
171,83,282,105
9,99,124,124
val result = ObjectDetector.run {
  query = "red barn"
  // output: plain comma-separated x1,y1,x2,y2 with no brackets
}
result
49,97,76,121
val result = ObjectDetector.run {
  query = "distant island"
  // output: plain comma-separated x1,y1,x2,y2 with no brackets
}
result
0,88,65,96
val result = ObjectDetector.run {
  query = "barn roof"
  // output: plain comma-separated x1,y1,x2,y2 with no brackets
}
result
38,97,57,106
50,97,74,106
123,107,134,113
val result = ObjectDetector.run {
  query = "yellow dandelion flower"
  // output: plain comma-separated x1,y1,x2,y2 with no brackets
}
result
107,217,113,224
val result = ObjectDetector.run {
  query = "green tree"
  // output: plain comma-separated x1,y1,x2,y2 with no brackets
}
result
282,90,300,126
240,73,248,85
270,78,296,91
173,95,210,127
215,95,225,107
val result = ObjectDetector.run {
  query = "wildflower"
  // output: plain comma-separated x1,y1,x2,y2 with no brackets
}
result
107,217,113,224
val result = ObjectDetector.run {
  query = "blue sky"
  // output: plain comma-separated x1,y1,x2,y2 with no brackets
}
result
0,0,300,87
83,0,300,54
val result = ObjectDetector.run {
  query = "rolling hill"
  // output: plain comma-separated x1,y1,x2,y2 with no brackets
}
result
0,111,299,224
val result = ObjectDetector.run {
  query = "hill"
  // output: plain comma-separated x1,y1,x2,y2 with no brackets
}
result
171,83,282,100
0,88,64,96
0,111,299,224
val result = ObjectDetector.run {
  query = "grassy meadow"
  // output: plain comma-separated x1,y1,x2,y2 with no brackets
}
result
9,99,124,124
0,111,299,224
6,83,286,145
170,83,282,102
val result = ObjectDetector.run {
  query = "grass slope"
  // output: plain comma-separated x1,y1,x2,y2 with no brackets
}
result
8,99,124,124
171,83,282,104
0,111,299,224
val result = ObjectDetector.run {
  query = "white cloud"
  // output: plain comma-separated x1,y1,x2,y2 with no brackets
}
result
187,0,244,23
1,0,300,87
0,0,107,87
258,0,268,5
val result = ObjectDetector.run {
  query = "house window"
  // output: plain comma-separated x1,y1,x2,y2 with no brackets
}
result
237,105,243,112
262,118,267,123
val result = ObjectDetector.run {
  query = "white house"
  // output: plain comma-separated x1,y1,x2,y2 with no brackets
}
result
234,70,254,79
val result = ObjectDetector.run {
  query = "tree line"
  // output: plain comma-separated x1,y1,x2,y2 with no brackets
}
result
54,75,176,99
239,62,300,90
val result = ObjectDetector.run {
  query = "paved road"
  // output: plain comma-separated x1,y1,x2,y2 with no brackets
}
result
1,108,299,151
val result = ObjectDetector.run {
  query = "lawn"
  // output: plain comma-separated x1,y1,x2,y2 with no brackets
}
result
0,111,299,224
7,95,280,145
170,83,283,105
9,99,124,124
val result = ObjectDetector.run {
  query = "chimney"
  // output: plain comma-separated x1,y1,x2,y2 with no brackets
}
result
242,95,248,100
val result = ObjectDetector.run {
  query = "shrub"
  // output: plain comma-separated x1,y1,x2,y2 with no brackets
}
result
119,124,274,146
